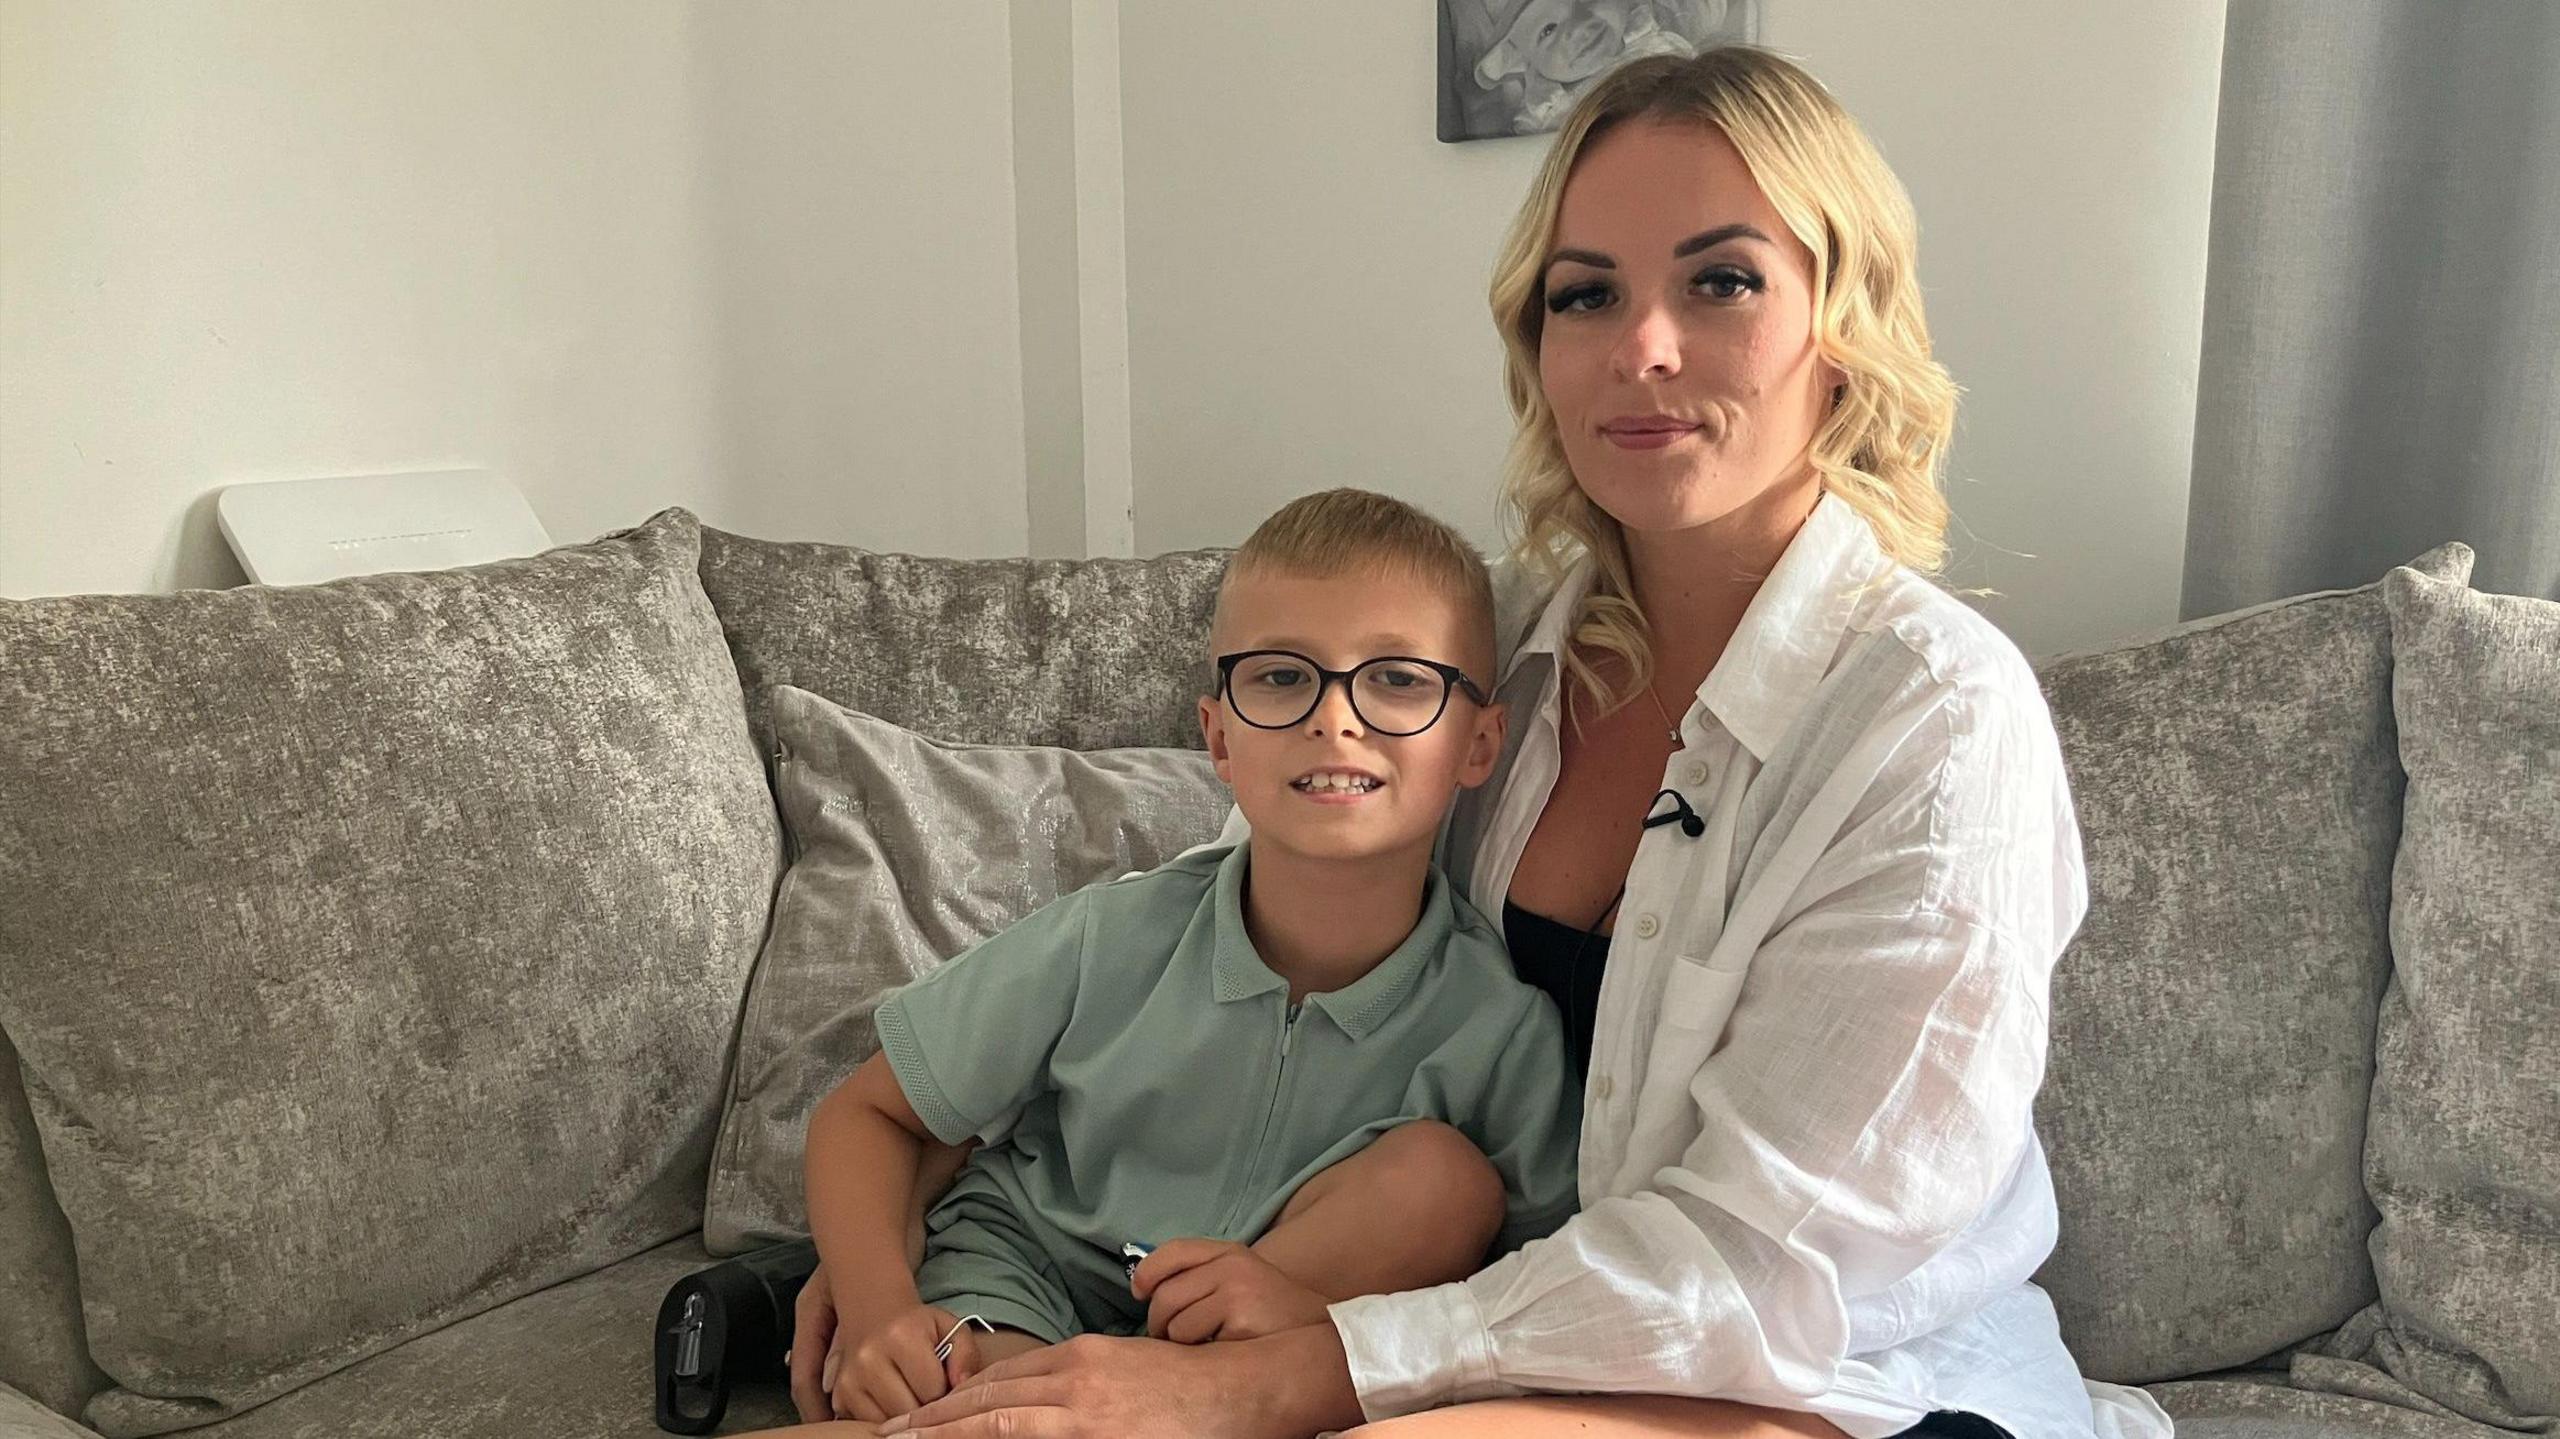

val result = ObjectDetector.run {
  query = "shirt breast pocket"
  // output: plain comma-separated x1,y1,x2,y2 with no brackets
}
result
1660,947,1750,1033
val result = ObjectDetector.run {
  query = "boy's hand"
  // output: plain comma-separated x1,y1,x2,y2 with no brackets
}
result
787,1260,841,1422
821,1294,974,1422
1132,1239,1332,1343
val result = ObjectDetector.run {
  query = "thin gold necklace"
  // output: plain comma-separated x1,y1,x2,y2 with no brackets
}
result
1642,676,1684,747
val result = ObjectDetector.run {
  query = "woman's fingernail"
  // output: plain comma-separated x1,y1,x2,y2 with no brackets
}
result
878,1419,910,1436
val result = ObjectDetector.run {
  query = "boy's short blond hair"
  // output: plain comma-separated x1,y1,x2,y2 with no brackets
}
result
1212,488,1497,684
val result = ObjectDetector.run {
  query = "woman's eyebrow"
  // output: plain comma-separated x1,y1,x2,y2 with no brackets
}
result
1545,224,1772,274
1672,223,1771,256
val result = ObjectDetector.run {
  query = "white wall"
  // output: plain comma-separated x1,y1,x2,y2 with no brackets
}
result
1119,1,2227,660
1119,2,1534,561
3,1,2225,658
688,2,1029,558
1769,5,2226,657
0,0,1027,597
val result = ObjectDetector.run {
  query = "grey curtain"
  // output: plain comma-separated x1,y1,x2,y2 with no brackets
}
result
2183,0,2560,613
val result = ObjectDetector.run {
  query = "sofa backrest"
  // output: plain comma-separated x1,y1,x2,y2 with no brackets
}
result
695,526,1231,759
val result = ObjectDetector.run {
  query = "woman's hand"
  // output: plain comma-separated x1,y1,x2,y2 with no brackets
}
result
877,1325,1364,1439
1133,1239,1333,1343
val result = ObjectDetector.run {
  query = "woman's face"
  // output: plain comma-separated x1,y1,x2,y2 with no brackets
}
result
1538,118,1840,539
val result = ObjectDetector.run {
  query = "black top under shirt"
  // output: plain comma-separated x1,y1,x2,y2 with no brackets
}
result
1502,897,1615,1079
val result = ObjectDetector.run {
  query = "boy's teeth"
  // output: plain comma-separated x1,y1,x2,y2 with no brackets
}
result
1298,772,1380,792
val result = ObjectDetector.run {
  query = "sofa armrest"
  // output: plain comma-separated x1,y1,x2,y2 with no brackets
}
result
0,1383,102,1439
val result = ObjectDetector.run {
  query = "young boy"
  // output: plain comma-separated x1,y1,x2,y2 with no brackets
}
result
788,489,1578,1428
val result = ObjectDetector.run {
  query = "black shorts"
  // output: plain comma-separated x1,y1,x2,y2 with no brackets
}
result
1892,1414,2015,1439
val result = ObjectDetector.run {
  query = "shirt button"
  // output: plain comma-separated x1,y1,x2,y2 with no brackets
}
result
1632,913,1661,941
1593,1074,1615,1100
1683,759,1710,787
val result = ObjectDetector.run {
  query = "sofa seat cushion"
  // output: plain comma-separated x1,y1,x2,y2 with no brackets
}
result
2026,543,2472,1384
695,525,1228,757
2153,1374,2514,1439
185,1235,797,1439
0,511,782,1436
0,1380,105,1439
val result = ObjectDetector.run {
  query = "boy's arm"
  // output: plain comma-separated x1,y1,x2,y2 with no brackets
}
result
807,883,1099,1295
804,1052,940,1320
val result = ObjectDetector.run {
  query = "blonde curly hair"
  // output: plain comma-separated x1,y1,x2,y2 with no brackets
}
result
1491,45,1962,717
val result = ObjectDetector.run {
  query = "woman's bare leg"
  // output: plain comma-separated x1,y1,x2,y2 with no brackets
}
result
1251,1120,1507,1299
733,1374,1850,1438
1347,1394,1851,1437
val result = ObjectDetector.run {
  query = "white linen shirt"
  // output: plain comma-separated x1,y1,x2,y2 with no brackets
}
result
1222,493,2172,1439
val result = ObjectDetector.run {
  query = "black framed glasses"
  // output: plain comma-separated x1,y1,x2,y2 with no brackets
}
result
1215,649,1490,737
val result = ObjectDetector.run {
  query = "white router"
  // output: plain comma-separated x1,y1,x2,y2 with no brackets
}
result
215,469,554,586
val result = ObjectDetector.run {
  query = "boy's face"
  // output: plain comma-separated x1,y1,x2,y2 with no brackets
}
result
1199,568,1506,867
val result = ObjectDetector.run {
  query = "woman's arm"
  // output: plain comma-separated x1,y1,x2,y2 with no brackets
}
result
882,1323,1367,1439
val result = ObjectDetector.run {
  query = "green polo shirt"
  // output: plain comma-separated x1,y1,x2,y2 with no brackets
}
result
875,841,1580,1267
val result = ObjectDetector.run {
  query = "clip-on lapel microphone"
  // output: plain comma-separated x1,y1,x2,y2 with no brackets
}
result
1645,787,1706,838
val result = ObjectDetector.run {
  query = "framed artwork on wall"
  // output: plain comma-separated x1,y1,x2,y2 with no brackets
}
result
1438,0,1759,142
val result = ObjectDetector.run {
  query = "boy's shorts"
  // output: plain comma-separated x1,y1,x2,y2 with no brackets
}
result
915,1183,1151,1344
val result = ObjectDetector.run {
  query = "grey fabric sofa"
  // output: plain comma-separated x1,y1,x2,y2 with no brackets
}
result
2,510,2551,1439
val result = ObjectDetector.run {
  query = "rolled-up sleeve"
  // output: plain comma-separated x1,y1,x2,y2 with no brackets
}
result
1329,674,2086,1420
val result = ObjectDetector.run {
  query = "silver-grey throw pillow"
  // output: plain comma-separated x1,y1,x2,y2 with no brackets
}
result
2028,542,2475,1385
703,684,1228,1253
2292,567,2560,1432
0,509,782,1436
694,526,1229,758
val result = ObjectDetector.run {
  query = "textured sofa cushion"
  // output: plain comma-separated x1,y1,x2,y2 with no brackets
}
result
2290,569,2560,1432
2027,542,2474,1384
694,525,1228,757
0,1032,105,1419
0,511,782,1436
703,685,1227,1251
2153,1374,2510,1438
183,1235,799,1439
0,1380,106,1439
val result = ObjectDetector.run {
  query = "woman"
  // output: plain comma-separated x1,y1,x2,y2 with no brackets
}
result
780,45,2171,1439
